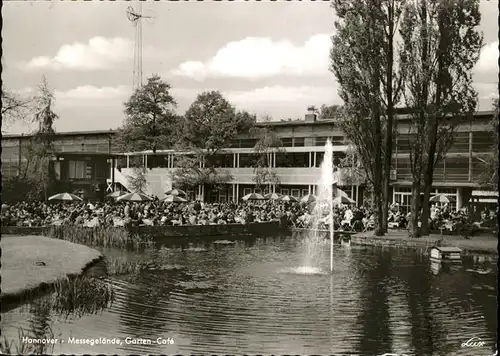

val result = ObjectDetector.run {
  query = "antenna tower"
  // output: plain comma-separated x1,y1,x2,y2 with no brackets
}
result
126,2,152,90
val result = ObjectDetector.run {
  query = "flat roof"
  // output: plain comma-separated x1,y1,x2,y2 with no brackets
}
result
52,151,122,157
2,110,494,138
2,129,117,139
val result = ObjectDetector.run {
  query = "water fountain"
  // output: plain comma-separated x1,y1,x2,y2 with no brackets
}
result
298,139,335,274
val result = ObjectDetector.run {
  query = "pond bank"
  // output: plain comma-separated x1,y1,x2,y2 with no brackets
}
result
0,235,103,304
352,230,498,254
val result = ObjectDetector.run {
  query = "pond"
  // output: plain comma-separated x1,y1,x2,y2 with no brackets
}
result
1,233,497,355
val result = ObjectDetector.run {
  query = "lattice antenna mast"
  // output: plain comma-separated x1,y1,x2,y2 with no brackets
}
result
126,3,152,90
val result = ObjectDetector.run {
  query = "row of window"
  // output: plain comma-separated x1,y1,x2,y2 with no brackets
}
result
52,160,109,180
132,152,349,169
396,131,495,153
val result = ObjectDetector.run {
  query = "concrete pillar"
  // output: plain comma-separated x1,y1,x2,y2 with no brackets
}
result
456,188,461,211
126,155,130,168
236,183,239,201
233,153,236,168
111,157,115,189
18,137,22,176
144,154,148,169
313,152,317,167
468,131,473,182
237,153,240,168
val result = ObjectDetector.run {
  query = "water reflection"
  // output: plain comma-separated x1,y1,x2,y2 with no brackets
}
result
1,237,497,355
357,250,393,355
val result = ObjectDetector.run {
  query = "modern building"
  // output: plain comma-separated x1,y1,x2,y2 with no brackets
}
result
1,109,497,211
49,151,120,200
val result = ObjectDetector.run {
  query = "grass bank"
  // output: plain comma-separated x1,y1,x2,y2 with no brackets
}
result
0,235,103,303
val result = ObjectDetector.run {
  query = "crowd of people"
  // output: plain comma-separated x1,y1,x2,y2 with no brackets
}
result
1,197,495,234
1,197,376,231
1,200,286,228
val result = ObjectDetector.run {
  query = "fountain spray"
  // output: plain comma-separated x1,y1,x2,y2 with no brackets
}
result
301,139,335,274
320,140,335,273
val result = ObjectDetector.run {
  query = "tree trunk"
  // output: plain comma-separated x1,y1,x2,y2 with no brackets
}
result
421,8,447,236
409,181,421,238
382,1,395,234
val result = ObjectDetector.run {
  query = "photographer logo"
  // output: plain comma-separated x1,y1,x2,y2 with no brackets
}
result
461,337,485,348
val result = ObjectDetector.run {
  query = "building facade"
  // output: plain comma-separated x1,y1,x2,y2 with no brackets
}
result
2,110,496,210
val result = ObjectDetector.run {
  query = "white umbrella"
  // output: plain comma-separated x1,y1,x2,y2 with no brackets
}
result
430,194,455,204
106,191,128,199
165,188,187,197
162,195,188,203
48,193,83,202
281,195,298,202
332,195,356,205
242,193,265,201
264,192,283,200
117,192,152,202
300,194,317,204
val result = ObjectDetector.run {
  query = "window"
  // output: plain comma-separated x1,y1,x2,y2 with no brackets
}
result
281,189,289,196
239,153,258,168
302,189,309,197
472,131,495,152
315,136,328,146
239,139,258,148
53,161,61,180
281,138,293,147
331,136,345,145
290,152,309,167
291,189,300,198
206,154,234,168
243,188,252,196
68,161,86,179
315,152,325,167
254,188,262,194
95,162,108,179
396,134,418,153
449,132,469,153
294,137,305,147
275,153,289,168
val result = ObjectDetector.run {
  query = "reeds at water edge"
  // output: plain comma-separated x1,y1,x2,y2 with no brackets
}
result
52,276,115,318
0,325,55,355
45,225,153,249
0,275,115,355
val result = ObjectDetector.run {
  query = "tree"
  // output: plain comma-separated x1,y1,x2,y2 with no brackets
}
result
330,0,405,235
318,104,341,120
22,76,59,200
180,91,255,153
173,91,255,196
399,0,482,236
126,167,148,193
337,146,367,187
1,89,33,131
251,115,283,189
116,74,179,160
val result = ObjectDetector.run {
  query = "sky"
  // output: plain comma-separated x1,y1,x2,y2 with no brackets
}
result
2,0,499,134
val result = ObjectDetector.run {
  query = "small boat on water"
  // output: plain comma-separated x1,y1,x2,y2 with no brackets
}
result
429,246,462,263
